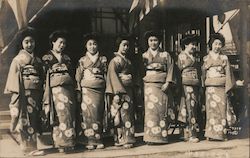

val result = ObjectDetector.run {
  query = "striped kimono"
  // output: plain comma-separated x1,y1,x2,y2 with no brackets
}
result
177,51,201,138
142,49,175,143
75,53,107,146
42,51,76,148
4,49,44,153
202,53,236,140
106,53,136,145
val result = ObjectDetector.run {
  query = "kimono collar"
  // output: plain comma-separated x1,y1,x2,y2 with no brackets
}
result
116,52,126,60
149,48,159,57
209,51,220,60
51,50,62,63
184,50,195,61
20,49,34,58
86,51,99,63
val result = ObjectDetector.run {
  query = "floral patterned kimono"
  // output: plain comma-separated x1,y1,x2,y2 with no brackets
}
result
4,50,44,153
142,49,175,143
106,52,136,146
42,51,76,148
75,53,107,146
177,51,201,138
202,53,236,140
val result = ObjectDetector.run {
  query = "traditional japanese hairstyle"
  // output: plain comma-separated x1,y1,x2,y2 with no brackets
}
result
180,34,200,50
83,32,99,46
17,27,37,50
144,30,162,42
115,34,132,50
49,30,68,45
208,33,225,50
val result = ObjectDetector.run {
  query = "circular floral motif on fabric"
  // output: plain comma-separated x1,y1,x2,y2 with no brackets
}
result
181,109,186,116
27,127,34,134
83,95,92,104
125,121,131,128
212,94,221,102
27,106,33,113
162,130,167,137
186,86,193,93
151,126,161,135
190,100,195,107
147,102,154,109
28,97,36,106
58,94,69,103
147,120,154,128
145,88,153,95
59,123,67,131
221,119,226,126
57,102,65,110
130,127,135,134
207,87,215,93
95,134,101,139
209,118,215,125
122,102,129,109
210,101,217,108
64,129,73,138
82,87,88,94
149,95,158,103
10,107,19,116
81,103,87,111
160,120,166,128
92,123,98,130
191,117,196,124
52,87,62,94
81,123,86,129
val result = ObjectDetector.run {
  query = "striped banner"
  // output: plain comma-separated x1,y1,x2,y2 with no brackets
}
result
129,0,159,31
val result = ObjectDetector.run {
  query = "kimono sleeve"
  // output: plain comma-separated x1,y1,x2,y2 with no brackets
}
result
165,53,176,84
105,58,126,94
4,59,21,94
225,57,235,93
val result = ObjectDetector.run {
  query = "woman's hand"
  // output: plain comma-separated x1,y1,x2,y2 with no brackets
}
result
161,82,169,93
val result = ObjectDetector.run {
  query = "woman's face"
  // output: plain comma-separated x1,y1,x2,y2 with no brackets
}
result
86,39,98,55
185,42,197,54
118,40,129,55
148,36,159,50
211,39,222,53
22,36,35,53
52,37,66,53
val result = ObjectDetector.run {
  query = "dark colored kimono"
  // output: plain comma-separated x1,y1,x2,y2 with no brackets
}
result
142,49,175,143
177,51,201,138
106,53,136,145
75,54,107,146
202,53,236,140
4,49,43,153
42,51,76,148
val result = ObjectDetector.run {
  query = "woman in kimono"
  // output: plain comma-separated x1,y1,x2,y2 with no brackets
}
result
4,27,44,155
42,30,76,152
177,34,201,143
106,35,136,148
75,33,107,150
203,33,236,141
142,31,175,144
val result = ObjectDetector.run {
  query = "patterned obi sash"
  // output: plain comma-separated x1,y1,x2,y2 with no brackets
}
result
146,63,167,72
50,63,73,87
81,68,105,88
22,65,41,89
118,73,132,86
181,67,199,85
205,66,226,86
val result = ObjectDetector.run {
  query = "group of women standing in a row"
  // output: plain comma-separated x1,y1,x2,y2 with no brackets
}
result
4,27,236,156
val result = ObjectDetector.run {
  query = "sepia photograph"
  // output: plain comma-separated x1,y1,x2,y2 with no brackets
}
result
0,0,249,157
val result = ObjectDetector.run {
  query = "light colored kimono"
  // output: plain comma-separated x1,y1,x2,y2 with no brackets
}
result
4,49,43,153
